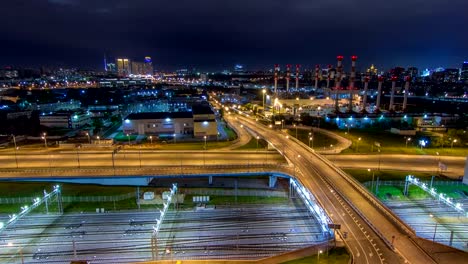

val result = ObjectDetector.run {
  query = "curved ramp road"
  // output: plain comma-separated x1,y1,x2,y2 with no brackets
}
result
231,114,439,264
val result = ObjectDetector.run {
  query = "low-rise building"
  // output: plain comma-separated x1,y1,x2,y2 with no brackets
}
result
192,105,218,138
40,111,92,129
122,105,218,138
123,112,194,136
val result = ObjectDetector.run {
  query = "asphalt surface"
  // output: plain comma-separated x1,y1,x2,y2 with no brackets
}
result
228,113,436,264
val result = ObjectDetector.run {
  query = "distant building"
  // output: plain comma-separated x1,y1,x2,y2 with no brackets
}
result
123,112,194,136
131,61,145,75
192,105,218,138
366,64,378,76
40,111,92,129
116,58,131,77
461,61,468,82
144,57,153,75
122,104,218,138
106,63,117,73
407,67,418,77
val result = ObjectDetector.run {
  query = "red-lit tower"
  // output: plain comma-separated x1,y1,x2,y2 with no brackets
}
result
295,64,300,89
389,75,397,111
326,64,332,88
376,76,384,112
335,56,344,112
403,76,411,111
348,55,357,112
286,64,291,92
274,64,280,94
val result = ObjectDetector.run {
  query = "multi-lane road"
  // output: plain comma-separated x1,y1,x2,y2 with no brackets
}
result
230,113,455,264
0,149,464,179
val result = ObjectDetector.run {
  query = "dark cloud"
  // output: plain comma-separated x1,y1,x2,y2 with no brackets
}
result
0,0,467,70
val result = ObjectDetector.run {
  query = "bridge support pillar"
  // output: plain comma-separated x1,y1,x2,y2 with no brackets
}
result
208,176,213,185
269,176,277,188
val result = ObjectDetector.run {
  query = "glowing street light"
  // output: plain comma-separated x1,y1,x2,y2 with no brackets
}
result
149,135,153,144
7,242,24,264
86,132,91,144
262,89,266,111
12,135,18,168
173,133,176,144
309,136,313,149
368,168,375,193
97,136,101,145
41,132,47,148
204,135,207,150
293,124,298,138
256,136,260,150
317,249,323,263
451,139,457,149
127,134,131,145
356,137,361,152
406,137,411,148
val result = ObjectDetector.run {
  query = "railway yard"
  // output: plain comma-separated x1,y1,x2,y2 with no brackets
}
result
0,200,327,263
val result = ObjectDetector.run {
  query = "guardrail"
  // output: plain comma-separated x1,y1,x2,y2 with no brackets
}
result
287,135,417,250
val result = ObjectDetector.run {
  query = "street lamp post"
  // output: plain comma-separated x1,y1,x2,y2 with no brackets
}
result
203,136,207,166
256,136,259,151
357,137,361,152
173,133,176,144
451,139,457,149
41,133,47,148
317,249,323,263
7,242,24,264
368,168,375,193
86,132,90,144
294,154,301,178
378,148,381,171
406,137,411,148
149,135,153,144
430,214,438,242
281,119,284,130
294,124,297,138
127,134,131,145
12,135,18,169
76,146,81,168
97,136,101,145
262,89,266,112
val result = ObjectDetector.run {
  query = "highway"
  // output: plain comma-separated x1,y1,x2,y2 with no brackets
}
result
0,151,285,170
328,154,466,178
0,150,464,178
228,113,437,264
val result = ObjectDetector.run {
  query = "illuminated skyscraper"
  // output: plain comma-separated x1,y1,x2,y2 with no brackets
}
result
144,56,153,75
116,58,131,77
461,61,468,82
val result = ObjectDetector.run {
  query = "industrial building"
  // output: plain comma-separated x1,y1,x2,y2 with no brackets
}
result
122,105,218,138
39,111,92,129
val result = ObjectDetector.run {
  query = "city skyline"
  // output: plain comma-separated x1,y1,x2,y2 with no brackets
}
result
0,0,467,71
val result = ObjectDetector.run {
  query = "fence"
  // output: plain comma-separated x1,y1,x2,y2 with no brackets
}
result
0,188,287,204
0,192,136,204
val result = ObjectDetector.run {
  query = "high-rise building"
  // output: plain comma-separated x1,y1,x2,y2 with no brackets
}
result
461,61,468,82
407,67,418,77
116,58,131,77
144,56,153,75
131,61,145,75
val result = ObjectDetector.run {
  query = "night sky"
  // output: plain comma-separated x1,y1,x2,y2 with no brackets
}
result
1,0,467,71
